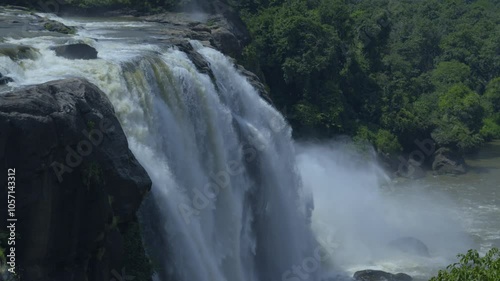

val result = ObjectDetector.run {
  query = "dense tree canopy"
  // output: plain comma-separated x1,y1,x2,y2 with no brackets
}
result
237,0,500,154
2,0,499,155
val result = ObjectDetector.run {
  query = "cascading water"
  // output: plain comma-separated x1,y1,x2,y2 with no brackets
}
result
3,11,493,281
1,14,322,281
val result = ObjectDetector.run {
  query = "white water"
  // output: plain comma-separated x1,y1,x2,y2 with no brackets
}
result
296,142,479,280
2,12,498,281
1,15,320,281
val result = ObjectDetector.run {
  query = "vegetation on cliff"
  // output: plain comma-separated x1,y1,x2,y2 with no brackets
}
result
430,248,500,281
236,0,500,155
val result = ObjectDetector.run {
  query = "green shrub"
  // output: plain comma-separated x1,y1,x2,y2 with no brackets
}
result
430,248,500,281
480,116,500,141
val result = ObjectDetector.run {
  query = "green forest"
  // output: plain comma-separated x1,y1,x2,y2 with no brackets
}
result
236,0,500,156
4,0,500,155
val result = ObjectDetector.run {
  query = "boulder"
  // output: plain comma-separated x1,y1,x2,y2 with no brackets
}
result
388,237,430,257
397,158,426,179
0,78,151,281
210,26,241,57
354,270,412,281
235,64,272,105
0,43,39,60
432,147,466,175
51,43,98,60
43,19,76,34
0,72,14,85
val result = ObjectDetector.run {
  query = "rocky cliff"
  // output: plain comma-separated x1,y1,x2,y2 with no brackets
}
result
0,79,152,281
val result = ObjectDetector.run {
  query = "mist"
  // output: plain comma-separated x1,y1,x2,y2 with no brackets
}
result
295,141,475,279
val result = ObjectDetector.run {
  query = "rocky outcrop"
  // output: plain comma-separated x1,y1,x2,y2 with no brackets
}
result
388,237,430,257
0,72,14,85
235,64,272,105
172,39,272,104
51,43,98,60
396,158,426,179
43,19,76,34
0,78,151,281
0,6,76,37
143,8,250,58
0,43,39,60
432,147,467,175
354,270,412,281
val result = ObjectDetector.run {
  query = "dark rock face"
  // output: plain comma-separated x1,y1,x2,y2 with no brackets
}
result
0,72,14,85
388,237,430,257
51,43,98,60
432,147,467,175
235,64,272,105
143,5,250,58
354,270,412,281
0,78,151,281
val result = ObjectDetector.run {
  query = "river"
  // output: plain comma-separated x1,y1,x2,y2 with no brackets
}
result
298,140,500,281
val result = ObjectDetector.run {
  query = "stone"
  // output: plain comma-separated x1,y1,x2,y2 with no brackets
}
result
0,78,151,281
210,26,241,57
51,43,98,60
432,147,467,175
43,19,76,34
397,158,426,179
0,72,14,85
388,237,430,257
0,43,39,60
354,270,412,281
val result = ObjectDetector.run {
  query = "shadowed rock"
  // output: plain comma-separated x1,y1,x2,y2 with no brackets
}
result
0,43,39,60
354,270,412,281
388,237,430,257
43,19,76,34
0,72,14,85
432,147,466,175
51,43,98,60
0,78,151,281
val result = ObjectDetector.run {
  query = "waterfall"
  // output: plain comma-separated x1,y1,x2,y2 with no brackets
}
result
1,20,321,281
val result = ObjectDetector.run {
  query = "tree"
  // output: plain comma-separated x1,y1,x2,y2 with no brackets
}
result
430,248,500,281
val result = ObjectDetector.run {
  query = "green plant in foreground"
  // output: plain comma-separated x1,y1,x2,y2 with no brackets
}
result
430,248,500,281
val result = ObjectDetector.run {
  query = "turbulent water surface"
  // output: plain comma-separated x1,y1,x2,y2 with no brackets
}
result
1,9,499,281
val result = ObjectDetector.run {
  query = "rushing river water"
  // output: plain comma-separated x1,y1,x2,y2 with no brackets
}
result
298,141,500,281
1,8,499,281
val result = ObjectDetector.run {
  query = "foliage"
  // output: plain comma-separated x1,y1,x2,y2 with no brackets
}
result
430,248,500,281
239,0,500,154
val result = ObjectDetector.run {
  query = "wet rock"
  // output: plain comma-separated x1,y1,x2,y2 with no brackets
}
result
235,64,272,105
210,27,240,57
51,43,98,60
143,5,250,57
0,43,39,60
175,40,217,85
0,78,151,281
388,237,430,257
0,72,14,85
354,270,412,281
432,147,467,175
397,158,426,179
43,19,76,34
